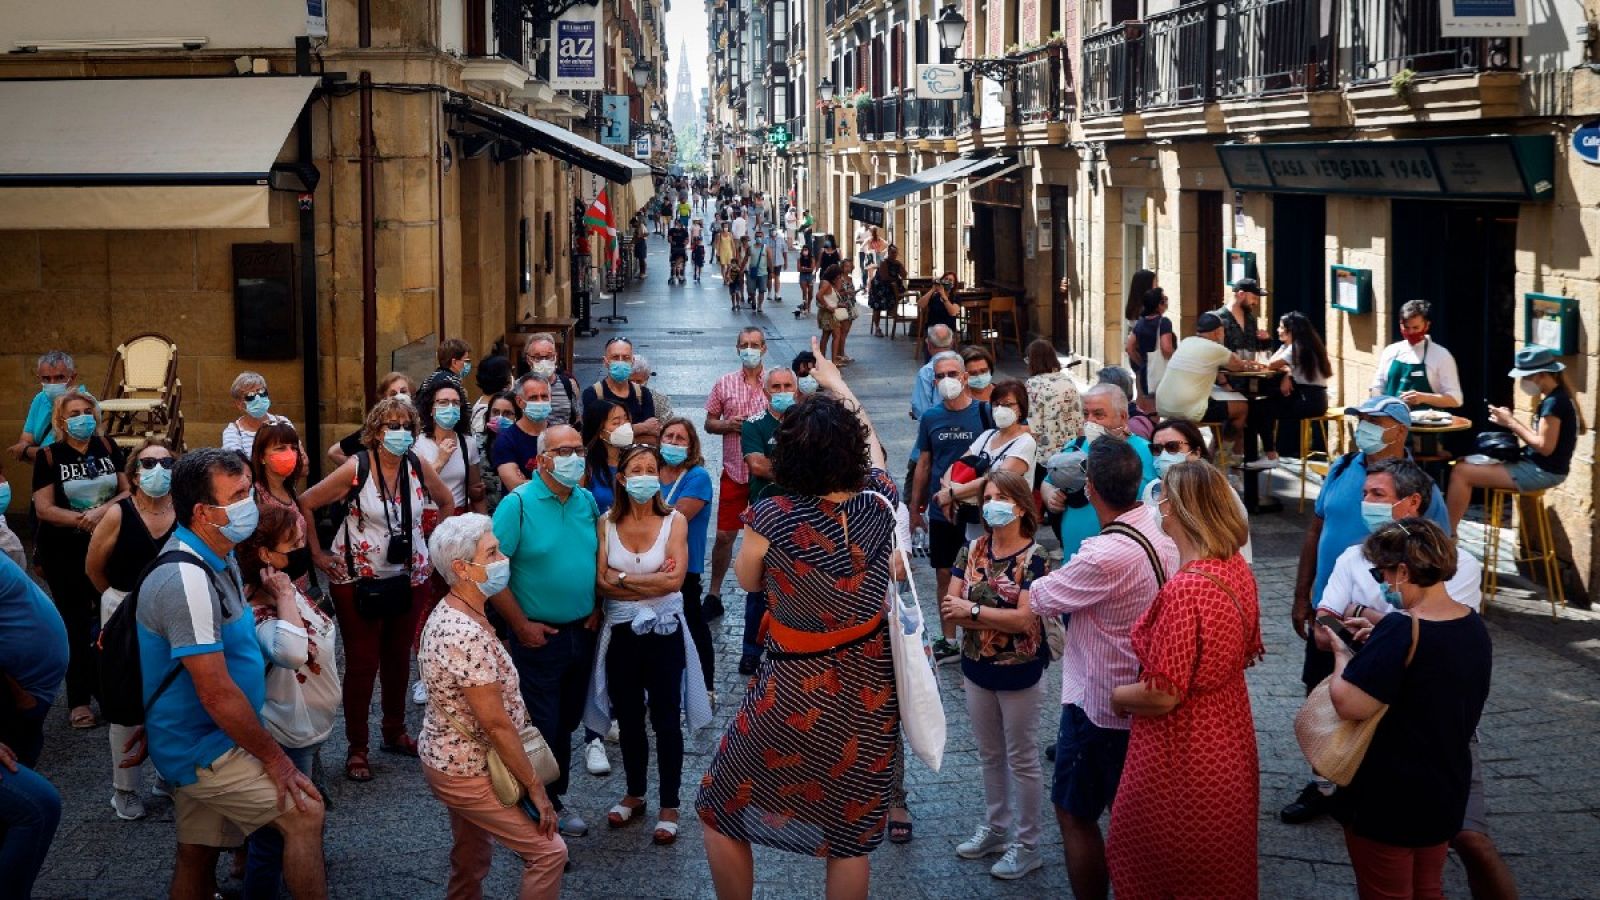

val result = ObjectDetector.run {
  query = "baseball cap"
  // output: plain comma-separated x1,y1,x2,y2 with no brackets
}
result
1508,346,1565,377
1233,277,1267,296
1194,311,1225,333
1345,395,1412,429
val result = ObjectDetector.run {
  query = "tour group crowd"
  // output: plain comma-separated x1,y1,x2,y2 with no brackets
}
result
0,181,1581,899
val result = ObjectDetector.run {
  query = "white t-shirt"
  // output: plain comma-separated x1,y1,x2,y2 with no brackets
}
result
416,433,480,509
731,216,748,239
1272,342,1329,388
221,414,290,456
960,428,1038,539
1155,336,1235,421
1318,543,1482,616
1369,338,1463,403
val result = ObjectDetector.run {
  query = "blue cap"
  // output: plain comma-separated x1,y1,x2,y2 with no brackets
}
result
1345,396,1412,429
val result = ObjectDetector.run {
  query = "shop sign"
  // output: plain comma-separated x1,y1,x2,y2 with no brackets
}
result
1440,0,1529,37
1574,121,1600,166
550,4,603,90
633,136,652,159
306,0,327,37
1216,137,1554,201
601,95,630,146
915,65,964,100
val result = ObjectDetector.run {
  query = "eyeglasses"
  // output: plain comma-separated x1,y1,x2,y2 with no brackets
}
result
138,457,176,471
433,399,462,408
543,446,584,458
1153,440,1191,454
243,390,269,402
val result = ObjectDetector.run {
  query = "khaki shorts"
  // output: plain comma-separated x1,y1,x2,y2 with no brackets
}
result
174,747,291,847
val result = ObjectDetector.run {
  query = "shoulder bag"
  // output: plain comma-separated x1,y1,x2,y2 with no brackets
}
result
1294,612,1420,787
427,665,560,807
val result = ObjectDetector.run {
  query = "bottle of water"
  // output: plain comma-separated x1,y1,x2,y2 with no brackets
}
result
912,527,928,556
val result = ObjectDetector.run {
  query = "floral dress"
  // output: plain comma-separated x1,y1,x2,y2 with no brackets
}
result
1025,370,1086,466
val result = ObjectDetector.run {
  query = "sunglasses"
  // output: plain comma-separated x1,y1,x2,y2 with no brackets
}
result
243,390,269,402
382,421,411,431
1153,440,1191,454
933,372,963,381
138,457,176,471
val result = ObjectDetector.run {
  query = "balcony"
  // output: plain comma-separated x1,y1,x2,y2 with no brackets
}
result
1217,0,1329,98
1139,1,1213,109
1344,0,1518,83
1082,22,1143,118
823,107,835,144
1013,45,1073,124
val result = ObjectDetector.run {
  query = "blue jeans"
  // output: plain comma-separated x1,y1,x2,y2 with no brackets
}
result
0,762,62,897
241,743,318,900
742,591,767,660
509,624,596,811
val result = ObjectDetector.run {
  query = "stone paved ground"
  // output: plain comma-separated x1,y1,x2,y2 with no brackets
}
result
28,242,1600,898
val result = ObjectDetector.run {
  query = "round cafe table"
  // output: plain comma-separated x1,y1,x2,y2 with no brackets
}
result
1223,367,1285,513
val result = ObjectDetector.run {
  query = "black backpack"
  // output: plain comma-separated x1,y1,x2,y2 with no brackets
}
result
97,548,206,727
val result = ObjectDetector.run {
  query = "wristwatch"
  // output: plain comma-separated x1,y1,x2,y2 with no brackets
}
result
970,604,982,621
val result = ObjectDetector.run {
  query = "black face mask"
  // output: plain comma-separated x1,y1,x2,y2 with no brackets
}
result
281,546,314,582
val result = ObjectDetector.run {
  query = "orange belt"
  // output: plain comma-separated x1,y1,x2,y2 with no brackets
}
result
765,611,886,659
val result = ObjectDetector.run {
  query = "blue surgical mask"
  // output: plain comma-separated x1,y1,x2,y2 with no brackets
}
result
0,482,11,511
1381,581,1404,609
1361,500,1397,533
797,375,819,394
433,405,461,429
1354,420,1391,455
492,415,515,433
968,373,993,390
625,475,661,503
660,443,689,466
551,454,586,487
245,395,272,419
607,361,633,382
459,361,472,379
41,382,67,398
208,496,259,544
139,465,172,498
66,413,97,440
981,500,1017,528
524,401,552,422
770,391,796,413
383,428,416,457
471,558,510,596
1154,450,1187,478
739,347,764,368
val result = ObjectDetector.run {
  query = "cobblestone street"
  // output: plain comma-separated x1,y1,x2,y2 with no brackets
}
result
27,255,1600,898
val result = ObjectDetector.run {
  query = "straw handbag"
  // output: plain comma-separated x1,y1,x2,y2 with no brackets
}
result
1294,613,1419,787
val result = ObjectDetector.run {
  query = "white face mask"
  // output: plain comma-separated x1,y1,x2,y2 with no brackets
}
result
991,405,1018,429
1519,378,1541,397
936,377,964,401
608,422,635,448
1082,420,1108,443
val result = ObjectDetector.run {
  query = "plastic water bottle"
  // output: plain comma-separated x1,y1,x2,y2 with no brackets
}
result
912,527,929,556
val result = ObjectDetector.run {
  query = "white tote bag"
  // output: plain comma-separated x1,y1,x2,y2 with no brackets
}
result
868,492,946,772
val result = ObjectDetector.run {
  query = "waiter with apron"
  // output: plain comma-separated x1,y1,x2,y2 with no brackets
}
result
1370,299,1464,459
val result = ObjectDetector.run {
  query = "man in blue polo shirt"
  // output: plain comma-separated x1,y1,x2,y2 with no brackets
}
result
490,423,600,839
1281,395,1449,825
136,448,326,899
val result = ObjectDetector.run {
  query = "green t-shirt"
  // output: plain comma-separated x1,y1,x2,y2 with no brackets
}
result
491,475,599,624
740,409,783,502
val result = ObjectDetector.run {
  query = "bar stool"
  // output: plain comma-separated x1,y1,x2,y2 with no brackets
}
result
1297,412,1350,513
1199,421,1228,469
1482,487,1566,618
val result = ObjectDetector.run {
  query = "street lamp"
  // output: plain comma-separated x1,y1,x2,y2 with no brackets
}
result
936,6,967,53
817,77,834,102
934,4,1021,81
631,58,651,88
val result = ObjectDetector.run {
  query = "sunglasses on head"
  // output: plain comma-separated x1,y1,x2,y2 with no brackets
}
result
138,457,176,470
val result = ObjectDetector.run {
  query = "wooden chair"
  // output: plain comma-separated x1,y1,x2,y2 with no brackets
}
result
976,294,1025,358
99,332,179,447
1297,411,1350,512
887,291,920,341
1483,487,1566,618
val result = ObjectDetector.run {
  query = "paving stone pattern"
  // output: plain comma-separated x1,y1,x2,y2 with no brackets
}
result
28,247,1600,897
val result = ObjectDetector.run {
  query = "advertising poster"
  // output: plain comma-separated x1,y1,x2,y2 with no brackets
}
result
601,95,631,146
550,5,603,90
1440,0,1528,36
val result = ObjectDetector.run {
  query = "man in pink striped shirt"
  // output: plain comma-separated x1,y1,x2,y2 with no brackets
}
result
703,327,770,619
1029,439,1179,900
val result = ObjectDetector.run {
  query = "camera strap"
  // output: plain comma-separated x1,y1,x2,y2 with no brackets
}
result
368,451,415,575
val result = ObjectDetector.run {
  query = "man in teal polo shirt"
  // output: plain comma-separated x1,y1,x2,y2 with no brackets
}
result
489,423,600,838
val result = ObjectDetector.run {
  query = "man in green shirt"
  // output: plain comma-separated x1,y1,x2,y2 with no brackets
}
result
736,368,798,675
489,423,599,838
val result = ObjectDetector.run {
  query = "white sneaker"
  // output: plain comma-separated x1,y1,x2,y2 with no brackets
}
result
1243,457,1281,471
955,824,1008,859
411,681,427,706
111,789,146,821
585,738,611,776
151,777,172,799
990,843,1044,880
605,720,620,743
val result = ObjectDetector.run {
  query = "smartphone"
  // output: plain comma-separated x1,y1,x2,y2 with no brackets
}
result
1316,613,1361,652
518,794,542,825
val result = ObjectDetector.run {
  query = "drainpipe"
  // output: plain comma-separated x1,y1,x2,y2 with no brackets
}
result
296,36,324,482
360,71,378,405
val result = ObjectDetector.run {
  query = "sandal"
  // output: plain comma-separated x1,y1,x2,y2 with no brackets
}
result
607,798,648,828
652,814,680,846
345,750,373,782
69,706,98,729
380,733,419,757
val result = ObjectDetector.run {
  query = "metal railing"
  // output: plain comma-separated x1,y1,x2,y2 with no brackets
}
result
1082,23,1143,117
790,114,806,143
1139,0,1214,109
1013,45,1073,124
1218,0,1328,98
1344,0,1519,83
856,101,877,139
878,95,902,139
492,0,528,66
955,72,976,133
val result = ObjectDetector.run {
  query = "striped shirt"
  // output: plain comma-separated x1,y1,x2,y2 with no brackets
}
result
705,368,768,484
1029,504,1179,729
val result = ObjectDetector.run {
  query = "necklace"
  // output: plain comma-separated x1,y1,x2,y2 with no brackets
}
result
446,590,488,622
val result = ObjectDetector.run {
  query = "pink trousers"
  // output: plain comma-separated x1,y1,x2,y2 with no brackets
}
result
422,765,567,900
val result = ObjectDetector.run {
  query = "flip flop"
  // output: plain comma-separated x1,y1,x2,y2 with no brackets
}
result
607,798,648,828
888,817,913,844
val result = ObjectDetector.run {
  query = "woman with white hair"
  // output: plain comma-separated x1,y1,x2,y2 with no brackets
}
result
420,513,565,899
221,371,291,456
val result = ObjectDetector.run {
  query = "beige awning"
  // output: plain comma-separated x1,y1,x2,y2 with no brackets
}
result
450,98,656,212
0,76,319,229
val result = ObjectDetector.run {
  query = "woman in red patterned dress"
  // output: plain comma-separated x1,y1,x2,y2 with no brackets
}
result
1108,461,1263,899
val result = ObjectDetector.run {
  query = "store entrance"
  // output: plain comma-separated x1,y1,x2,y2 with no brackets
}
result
1270,194,1327,339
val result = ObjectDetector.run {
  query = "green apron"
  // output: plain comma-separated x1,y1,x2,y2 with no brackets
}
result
1382,338,1435,409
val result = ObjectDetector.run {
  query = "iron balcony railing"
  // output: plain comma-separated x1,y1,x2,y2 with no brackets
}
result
492,0,528,66
823,107,835,143
1345,0,1519,82
1013,45,1073,124
1218,0,1329,98
1139,0,1215,109
878,95,902,140
1082,22,1143,117
856,101,877,139
955,71,976,133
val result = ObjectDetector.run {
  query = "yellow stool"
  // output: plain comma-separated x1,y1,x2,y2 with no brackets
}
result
1483,487,1566,618
1298,412,1350,513
1198,422,1228,470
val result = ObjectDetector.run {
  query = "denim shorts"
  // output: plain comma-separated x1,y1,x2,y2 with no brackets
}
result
1051,703,1130,820
1505,459,1566,493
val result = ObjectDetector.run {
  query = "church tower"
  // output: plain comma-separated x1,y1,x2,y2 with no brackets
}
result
671,41,697,128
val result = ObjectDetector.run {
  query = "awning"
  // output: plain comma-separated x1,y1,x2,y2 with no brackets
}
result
451,98,655,211
1217,136,1555,202
0,76,319,229
848,154,1021,226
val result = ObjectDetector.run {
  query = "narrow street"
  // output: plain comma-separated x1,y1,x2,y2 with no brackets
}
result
26,244,1600,898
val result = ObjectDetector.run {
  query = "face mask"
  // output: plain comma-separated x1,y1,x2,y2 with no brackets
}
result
524,401,552,422
0,482,10,511
1361,500,1397,533
981,500,1017,528
625,475,661,503
531,360,557,379
245,395,272,419
41,382,68,398
1154,450,1187,477
392,392,411,406
738,347,765,368
660,443,689,466
551,454,586,487
936,377,964,401
383,428,416,457
281,546,313,582
1082,420,1108,444
470,558,511,596
1354,420,1391,455
607,361,633,382
1519,378,1541,397
991,406,1018,430
490,415,514,433
770,391,796,413
1403,330,1428,346
967,373,993,390
433,405,461,429
459,361,472,379
797,374,819,394
1382,577,1407,608
208,496,260,544
608,422,635,448
139,465,172,498
266,448,300,478
66,413,97,440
